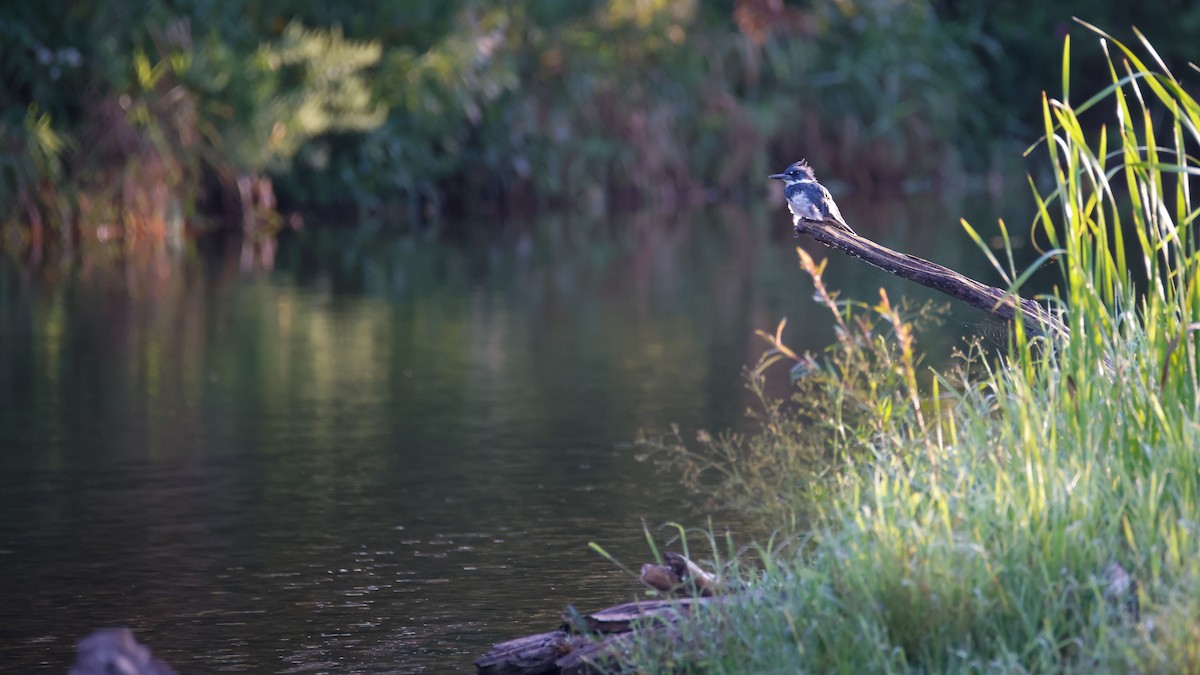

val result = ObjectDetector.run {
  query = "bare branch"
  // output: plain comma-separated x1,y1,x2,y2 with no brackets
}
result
792,218,1068,340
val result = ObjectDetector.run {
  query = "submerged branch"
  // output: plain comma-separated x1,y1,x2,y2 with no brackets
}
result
793,218,1069,340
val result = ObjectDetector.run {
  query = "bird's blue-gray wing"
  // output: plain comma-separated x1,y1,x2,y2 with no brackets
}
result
819,184,855,234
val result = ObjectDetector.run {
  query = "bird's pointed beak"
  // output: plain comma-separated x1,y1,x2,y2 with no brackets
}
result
768,173,785,180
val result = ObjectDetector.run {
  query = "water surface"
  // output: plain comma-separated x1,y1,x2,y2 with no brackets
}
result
0,203,1021,671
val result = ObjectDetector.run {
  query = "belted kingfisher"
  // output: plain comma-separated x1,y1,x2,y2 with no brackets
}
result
769,160,856,235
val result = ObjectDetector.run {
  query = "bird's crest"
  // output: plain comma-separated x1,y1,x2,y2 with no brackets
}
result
792,159,816,179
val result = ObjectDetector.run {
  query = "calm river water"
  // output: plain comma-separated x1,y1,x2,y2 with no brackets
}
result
0,202,1019,671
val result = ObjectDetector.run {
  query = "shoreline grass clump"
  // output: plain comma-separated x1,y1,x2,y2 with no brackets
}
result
629,24,1200,673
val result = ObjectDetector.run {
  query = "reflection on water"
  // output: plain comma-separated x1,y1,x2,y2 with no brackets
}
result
0,201,1028,671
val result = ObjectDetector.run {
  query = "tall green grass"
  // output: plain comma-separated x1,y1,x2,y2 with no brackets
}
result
627,24,1200,673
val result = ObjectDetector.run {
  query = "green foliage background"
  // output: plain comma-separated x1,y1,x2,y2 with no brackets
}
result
3,0,1200,250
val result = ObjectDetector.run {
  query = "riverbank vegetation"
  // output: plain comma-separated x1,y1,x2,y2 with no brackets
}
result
6,2,1200,261
629,26,1200,671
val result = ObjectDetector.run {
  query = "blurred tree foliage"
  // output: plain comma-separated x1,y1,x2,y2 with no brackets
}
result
2,0,1200,256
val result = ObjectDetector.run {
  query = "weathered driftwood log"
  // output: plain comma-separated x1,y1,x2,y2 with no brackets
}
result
554,631,644,675
476,599,713,674
794,217,1069,340
473,630,584,675
476,556,719,674
563,597,707,634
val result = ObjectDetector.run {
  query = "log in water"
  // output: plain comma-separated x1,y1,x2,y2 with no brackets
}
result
475,597,713,674
475,554,719,674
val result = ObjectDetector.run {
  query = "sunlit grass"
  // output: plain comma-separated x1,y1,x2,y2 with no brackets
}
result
628,23,1200,673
